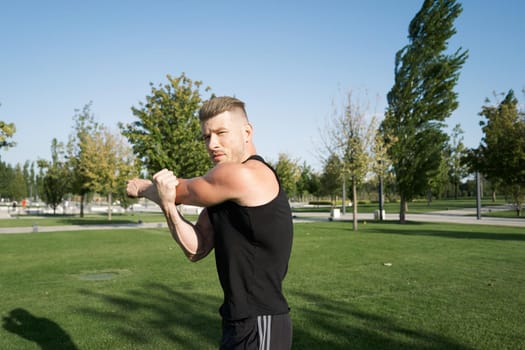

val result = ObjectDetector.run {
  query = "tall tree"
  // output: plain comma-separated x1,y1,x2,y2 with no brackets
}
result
372,129,393,219
273,153,300,199
10,164,27,202
321,92,376,230
67,102,100,217
447,124,468,199
466,90,525,216
120,73,212,178
40,139,70,215
80,126,139,220
320,153,343,204
380,0,468,223
296,162,320,202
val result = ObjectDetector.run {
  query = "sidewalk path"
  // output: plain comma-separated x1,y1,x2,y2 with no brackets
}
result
0,222,168,234
1,210,523,234
293,210,525,228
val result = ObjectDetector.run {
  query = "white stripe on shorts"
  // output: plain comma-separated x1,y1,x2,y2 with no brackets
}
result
257,315,272,350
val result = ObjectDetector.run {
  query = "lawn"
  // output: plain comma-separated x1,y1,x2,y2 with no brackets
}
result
0,212,169,228
1,221,524,349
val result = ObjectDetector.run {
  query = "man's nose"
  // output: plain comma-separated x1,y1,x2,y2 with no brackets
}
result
207,133,219,149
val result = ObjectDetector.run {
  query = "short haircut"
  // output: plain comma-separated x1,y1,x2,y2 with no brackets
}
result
199,96,248,122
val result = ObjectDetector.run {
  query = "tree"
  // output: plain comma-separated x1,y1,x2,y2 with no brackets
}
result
320,92,376,230
40,139,70,214
380,0,468,223
22,161,38,201
0,121,16,150
273,153,300,199
427,152,449,202
466,90,525,216
296,162,320,202
320,154,342,204
0,104,16,150
447,124,468,199
80,126,139,220
67,102,100,217
120,73,212,178
372,129,393,219
11,164,27,202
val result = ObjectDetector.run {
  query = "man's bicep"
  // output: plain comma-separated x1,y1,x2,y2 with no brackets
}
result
185,171,238,206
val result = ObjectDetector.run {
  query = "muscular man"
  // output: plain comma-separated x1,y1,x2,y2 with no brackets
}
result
127,96,293,349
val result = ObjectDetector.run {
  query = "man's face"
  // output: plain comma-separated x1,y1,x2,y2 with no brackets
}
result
201,109,251,164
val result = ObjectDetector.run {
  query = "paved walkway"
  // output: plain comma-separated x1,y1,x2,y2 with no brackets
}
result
0,222,168,235
1,208,523,234
310,211,525,228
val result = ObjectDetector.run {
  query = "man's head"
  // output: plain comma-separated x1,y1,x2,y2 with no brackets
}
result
199,96,248,123
199,96,255,164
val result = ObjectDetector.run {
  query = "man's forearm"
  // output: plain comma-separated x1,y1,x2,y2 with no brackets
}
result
161,202,203,261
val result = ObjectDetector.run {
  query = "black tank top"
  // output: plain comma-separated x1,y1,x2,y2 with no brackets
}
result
207,155,293,320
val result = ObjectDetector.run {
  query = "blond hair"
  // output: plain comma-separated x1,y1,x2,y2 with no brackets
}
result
199,96,248,122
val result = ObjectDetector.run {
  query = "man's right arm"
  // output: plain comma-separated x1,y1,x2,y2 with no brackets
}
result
126,176,214,262
162,204,215,262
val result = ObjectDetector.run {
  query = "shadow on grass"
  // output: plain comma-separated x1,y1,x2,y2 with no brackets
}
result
59,218,139,225
367,221,525,241
2,308,78,350
76,282,222,349
73,280,473,349
290,289,473,350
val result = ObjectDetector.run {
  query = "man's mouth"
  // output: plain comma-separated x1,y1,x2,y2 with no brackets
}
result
212,153,224,162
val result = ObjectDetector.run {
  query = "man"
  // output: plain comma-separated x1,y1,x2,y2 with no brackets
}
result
127,96,293,349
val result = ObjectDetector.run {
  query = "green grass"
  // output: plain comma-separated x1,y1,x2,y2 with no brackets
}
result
1,221,524,349
484,210,524,218
0,212,170,228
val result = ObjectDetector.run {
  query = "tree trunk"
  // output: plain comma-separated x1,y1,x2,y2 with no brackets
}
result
80,193,85,218
352,178,358,231
108,192,112,221
399,195,407,224
342,176,347,215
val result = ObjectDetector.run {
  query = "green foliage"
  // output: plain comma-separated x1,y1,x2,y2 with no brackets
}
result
381,0,468,221
40,139,70,213
67,102,100,216
0,160,27,201
0,104,16,149
467,90,525,216
296,162,321,200
0,120,16,149
120,73,212,178
447,124,468,199
320,153,342,201
80,126,140,219
272,153,300,198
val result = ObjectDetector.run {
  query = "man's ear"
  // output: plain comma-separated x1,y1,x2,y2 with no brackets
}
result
243,123,253,143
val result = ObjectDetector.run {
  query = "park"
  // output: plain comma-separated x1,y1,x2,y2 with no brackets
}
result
1,0,525,348
1,201,524,349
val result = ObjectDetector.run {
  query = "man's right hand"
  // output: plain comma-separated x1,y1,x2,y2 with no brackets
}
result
153,169,179,207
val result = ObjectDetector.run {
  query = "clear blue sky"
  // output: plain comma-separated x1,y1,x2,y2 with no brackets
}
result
1,0,524,171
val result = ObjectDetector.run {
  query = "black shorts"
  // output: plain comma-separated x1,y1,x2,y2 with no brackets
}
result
220,314,292,350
